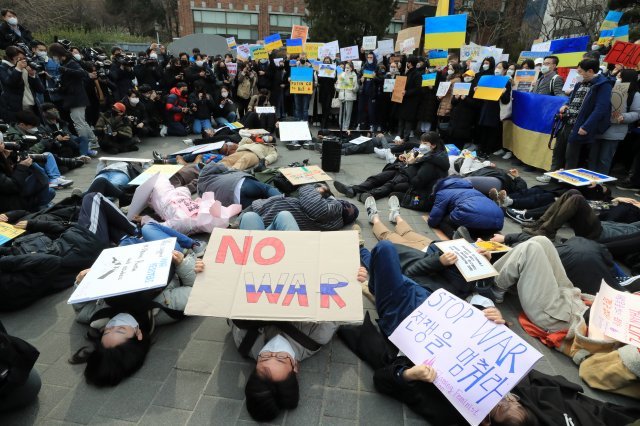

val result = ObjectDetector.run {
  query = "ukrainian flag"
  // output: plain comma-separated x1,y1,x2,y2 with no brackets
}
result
503,91,568,170
428,50,448,66
435,0,456,16
286,38,303,55
473,75,509,101
601,10,624,30
424,14,467,50
550,36,590,67
265,34,283,52
422,72,437,87
598,25,629,44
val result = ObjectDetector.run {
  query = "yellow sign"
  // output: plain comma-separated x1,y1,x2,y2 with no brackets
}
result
304,42,323,60
0,222,25,245
252,47,269,60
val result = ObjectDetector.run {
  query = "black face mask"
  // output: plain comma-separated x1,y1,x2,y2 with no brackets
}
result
300,59,306,64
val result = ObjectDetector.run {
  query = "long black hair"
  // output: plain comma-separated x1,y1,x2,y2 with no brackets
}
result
619,69,639,110
244,371,299,422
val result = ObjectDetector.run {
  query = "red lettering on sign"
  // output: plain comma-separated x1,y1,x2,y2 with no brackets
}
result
253,237,285,265
215,235,285,265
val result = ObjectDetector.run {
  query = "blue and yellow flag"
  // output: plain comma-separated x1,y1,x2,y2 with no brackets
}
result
264,34,283,52
422,72,437,87
435,0,456,16
549,36,590,67
601,10,624,30
473,75,509,101
286,38,303,55
424,14,467,50
428,50,448,67
598,25,629,44
503,91,568,170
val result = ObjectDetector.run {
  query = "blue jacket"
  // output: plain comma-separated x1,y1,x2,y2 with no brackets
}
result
565,74,613,144
428,177,504,230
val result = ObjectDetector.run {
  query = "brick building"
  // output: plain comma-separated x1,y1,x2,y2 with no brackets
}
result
177,0,439,42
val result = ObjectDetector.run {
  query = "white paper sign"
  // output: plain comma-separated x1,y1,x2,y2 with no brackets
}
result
434,239,498,281
324,40,340,55
352,60,362,72
279,121,312,141
227,62,238,76
318,64,337,78
348,136,372,145
318,46,334,60
192,141,226,154
362,36,377,51
590,280,640,348
383,79,396,93
531,41,551,52
562,69,583,93
378,39,394,55
340,45,359,61
127,173,159,220
237,44,251,60
401,38,415,54
389,289,543,426
68,238,176,304
256,106,276,114
436,81,452,97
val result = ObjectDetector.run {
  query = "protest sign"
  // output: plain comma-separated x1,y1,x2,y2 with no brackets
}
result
227,62,237,76
290,67,314,94
255,106,276,114
460,44,482,62
279,121,312,141
590,281,640,348
226,36,237,50
348,136,372,145
129,164,183,186
68,238,176,304
428,50,448,66
513,70,538,92
304,42,323,60
378,39,394,55
98,157,151,163
352,60,362,72
517,51,552,63
452,82,471,96
401,38,416,54
434,239,498,281
474,75,510,101
250,45,269,60
363,69,375,79
389,288,543,426
392,76,407,103
0,222,25,246
236,44,250,60
612,82,630,113
318,64,337,78
436,81,452,97
127,173,159,220
340,45,359,61
598,25,629,45
264,33,283,52
600,10,624,31
291,25,309,43
318,46,334,60
362,36,377,51
422,72,437,88
280,165,333,185
544,169,616,186
286,38,304,55
383,79,396,93
500,54,509,63
474,241,511,254
531,40,552,52
424,14,467,50
562,69,582,93
184,229,362,322
395,26,423,53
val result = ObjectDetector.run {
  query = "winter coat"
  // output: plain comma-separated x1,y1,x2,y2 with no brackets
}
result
197,162,253,207
95,112,133,138
448,94,477,139
0,321,39,398
566,74,613,144
416,74,439,123
335,71,358,101
165,87,188,123
108,63,135,101
359,59,379,98
0,22,33,50
397,67,422,121
188,92,215,120
428,176,504,230
437,76,461,117
237,138,278,165
405,149,450,194
598,90,640,141
0,161,46,213
0,60,44,121
58,57,90,109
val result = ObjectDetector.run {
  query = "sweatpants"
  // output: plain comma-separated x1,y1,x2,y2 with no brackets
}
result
353,169,409,199
78,192,137,246
220,151,260,171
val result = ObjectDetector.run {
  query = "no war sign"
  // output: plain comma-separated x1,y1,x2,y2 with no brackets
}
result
185,229,362,322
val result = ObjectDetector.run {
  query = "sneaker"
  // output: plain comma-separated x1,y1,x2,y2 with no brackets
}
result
286,142,302,150
384,149,397,164
497,190,513,207
373,147,387,160
616,179,640,192
192,240,208,258
502,151,513,160
49,177,73,188
160,125,168,137
333,181,355,198
452,226,473,243
352,224,365,247
488,188,499,204
302,142,314,150
505,208,535,224
71,187,83,198
364,194,378,224
153,150,163,161
86,150,98,157
492,149,505,156
536,174,551,183
490,286,507,304
388,195,400,223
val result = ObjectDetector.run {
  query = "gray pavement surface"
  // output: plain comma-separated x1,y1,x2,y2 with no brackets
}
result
1,131,637,425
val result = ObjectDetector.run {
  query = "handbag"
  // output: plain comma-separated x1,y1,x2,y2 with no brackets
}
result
331,93,341,109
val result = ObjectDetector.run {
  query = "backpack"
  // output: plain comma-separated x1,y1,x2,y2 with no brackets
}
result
237,75,253,100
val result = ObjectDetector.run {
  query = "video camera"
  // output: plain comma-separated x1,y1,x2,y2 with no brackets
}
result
115,54,136,68
3,135,48,163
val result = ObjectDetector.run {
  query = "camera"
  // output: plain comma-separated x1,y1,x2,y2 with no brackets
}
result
115,54,136,68
4,135,47,162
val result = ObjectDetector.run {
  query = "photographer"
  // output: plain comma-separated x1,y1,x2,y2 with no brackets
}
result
0,46,44,122
138,85,163,136
123,89,153,139
164,82,190,136
31,41,62,104
95,102,137,154
109,54,136,101
84,61,116,126
40,103,96,158
48,43,98,150
0,9,33,51
236,62,257,118
185,53,217,94
135,51,162,90
162,57,186,91
188,84,215,135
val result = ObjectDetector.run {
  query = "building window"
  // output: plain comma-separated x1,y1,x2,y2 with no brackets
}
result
387,21,404,35
193,10,259,41
269,14,308,39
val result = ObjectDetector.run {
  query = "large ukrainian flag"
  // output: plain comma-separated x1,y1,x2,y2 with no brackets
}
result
503,91,568,170
424,14,467,50
435,0,456,16
549,36,590,67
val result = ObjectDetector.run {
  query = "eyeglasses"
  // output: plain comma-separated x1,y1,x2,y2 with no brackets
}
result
258,352,295,368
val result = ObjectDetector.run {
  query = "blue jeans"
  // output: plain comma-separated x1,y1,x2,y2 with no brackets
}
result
141,222,195,251
22,165,54,208
294,94,311,121
589,139,620,174
192,119,213,134
72,135,91,156
94,171,130,187
240,179,282,208
240,211,299,231
32,152,60,181
215,112,237,126
361,241,430,337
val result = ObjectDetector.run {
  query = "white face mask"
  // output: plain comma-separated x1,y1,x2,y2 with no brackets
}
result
390,68,398,74
35,50,47,58
540,65,550,74
506,69,514,76
221,91,228,98
196,60,204,67
418,144,432,154
447,69,454,75
73,53,81,61
105,313,139,329
482,64,489,71
494,69,502,76
6,17,17,26
428,68,436,73
464,76,474,83
260,334,297,360
367,59,373,64
592,44,601,51
149,53,158,59
129,97,139,106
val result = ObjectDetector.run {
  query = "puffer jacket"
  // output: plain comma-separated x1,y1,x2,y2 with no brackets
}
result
428,176,504,230
405,149,450,193
236,137,278,165
165,87,188,123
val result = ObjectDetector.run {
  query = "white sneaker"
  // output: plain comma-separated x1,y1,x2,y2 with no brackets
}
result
364,195,378,224
160,125,168,137
49,177,73,188
384,150,397,164
373,147,386,159
388,195,400,223
492,149,505,156
536,174,551,183
502,151,513,160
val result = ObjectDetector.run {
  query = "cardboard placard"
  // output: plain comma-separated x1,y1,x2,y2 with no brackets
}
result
348,136,372,145
428,50,449,67
395,26,423,53
377,39,394,55
452,82,471,96
434,239,499,281
279,121,312,141
184,229,362,322
389,288,542,426
255,106,276,114
290,67,314,94
264,33,283,52
362,36,377,51
318,64,337,78
436,81,452,97
545,168,616,186
383,78,396,93
280,165,333,185
68,238,176,304
340,45,359,61
250,46,269,60
562,69,582,93
604,41,640,68
531,40,552,52
0,222,26,246
590,280,640,348
129,164,184,186
392,76,407,103
286,38,304,55
291,25,309,43
612,82,630,113
517,51,552,63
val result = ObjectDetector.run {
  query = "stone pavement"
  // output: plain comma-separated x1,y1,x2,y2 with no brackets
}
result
1,132,636,426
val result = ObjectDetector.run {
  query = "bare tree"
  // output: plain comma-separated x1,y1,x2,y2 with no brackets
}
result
462,0,528,46
530,0,606,40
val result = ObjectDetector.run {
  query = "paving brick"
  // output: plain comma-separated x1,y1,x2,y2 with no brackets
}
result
154,317,205,350
40,356,85,388
88,416,136,425
284,398,322,426
153,369,211,410
203,360,253,400
139,405,191,426
2,384,71,426
329,339,359,365
327,362,359,390
358,391,404,425
176,339,224,373
322,388,358,420
97,378,162,422
188,396,243,425
48,381,114,424
298,370,327,399
135,347,181,383
194,316,232,342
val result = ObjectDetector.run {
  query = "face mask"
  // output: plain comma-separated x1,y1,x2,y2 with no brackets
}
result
6,17,17,26
367,59,373,64
105,313,139,329
36,50,47,58
26,127,38,134
506,69,514,76
196,60,204,67
259,334,296,360
73,53,81,61
300,59,306,64
390,68,397,74
494,70,502,76
428,68,436,73
260,59,268,64
129,97,139,106
482,64,489,71
221,91,228,98
45,111,60,120
418,144,432,154
464,76,473,83
447,69,454,75
592,44,601,51
149,53,158,59
540,65,550,74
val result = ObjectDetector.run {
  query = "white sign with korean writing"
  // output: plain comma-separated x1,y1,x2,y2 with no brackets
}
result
362,36,377,51
340,45,359,61
590,280,640,348
390,289,543,426
562,69,583,93
435,239,498,281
